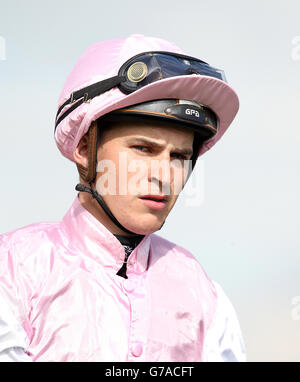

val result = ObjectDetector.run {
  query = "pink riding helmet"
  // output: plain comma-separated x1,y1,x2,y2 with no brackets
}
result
54,34,239,162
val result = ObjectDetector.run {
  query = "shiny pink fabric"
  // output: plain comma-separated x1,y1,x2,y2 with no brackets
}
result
0,196,217,361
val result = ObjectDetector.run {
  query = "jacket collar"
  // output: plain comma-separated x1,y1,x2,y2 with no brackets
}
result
60,195,151,276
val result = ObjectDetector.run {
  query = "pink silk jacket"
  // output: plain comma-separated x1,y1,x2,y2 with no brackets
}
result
0,196,246,362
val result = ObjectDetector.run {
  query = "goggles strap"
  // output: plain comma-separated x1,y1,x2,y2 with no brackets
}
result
75,183,137,235
56,98,84,130
55,75,124,131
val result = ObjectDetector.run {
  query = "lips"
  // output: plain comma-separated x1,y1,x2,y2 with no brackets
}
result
139,195,169,202
139,195,169,210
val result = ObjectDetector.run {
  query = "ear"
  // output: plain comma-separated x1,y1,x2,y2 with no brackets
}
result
73,134,89,169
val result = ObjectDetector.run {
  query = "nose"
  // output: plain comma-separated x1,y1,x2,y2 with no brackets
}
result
147,152,174,195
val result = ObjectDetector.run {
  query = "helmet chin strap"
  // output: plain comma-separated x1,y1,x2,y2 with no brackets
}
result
75,182,166,236
75,119,169,236
75,182,138,235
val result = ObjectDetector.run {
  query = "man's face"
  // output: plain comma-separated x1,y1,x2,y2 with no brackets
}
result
94,119,194,235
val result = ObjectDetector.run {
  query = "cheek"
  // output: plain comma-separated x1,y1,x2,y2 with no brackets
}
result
171,163,189,194
118,156,150,196
95,149,188,198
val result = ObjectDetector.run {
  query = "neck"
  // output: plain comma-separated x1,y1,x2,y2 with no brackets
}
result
78,191,138,237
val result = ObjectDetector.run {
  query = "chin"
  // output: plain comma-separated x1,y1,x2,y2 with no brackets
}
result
124,217,164,235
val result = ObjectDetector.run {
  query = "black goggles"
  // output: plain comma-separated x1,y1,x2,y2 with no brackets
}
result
55,51,226,130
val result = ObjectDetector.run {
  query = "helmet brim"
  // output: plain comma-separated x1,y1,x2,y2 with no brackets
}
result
55,74,239,161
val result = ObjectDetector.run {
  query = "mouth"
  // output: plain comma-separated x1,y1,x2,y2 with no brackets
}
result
139,195,169,210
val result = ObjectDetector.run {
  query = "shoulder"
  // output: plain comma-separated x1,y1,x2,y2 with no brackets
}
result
149,233,212,274
0,220,60,243
202,280,247,362
149,233,217,295
150,233,201,263
0,221,63,333
0,221,63,297
0,221,61,259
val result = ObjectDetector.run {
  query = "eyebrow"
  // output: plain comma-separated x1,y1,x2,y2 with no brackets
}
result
127,137,193,157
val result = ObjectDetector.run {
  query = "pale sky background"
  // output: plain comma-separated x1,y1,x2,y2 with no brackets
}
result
0,0,299,361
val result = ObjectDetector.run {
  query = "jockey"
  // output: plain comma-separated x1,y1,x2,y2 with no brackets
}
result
0,34,246,362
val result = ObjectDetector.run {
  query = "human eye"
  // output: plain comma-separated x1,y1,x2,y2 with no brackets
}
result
170,152,188,160
132,145,151,153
